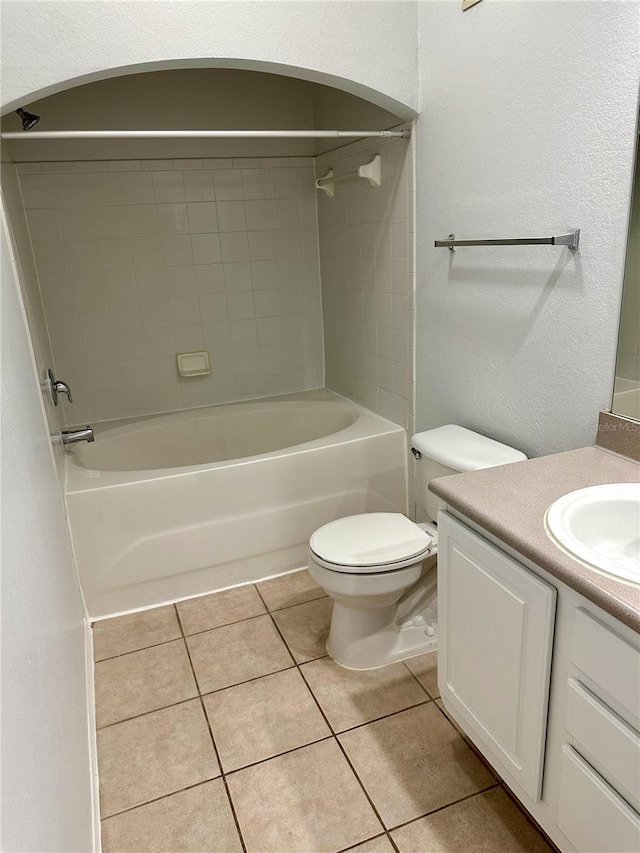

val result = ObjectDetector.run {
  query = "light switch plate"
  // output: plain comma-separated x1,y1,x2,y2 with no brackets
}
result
462,0,483,10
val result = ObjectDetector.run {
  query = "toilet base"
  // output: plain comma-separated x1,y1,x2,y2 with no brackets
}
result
326,599,438,670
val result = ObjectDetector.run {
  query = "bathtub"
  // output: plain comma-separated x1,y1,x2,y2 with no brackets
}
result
65,391,407,618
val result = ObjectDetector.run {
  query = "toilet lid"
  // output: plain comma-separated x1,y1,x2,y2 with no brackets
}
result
310,513,433,571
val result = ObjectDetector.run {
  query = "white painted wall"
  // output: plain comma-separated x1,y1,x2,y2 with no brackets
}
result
0,214,95,851
3,68,403,162
416,0,640,457
0,1,418,117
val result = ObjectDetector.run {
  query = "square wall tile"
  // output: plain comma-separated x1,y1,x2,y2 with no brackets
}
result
191,233,222,265
213,169,243,201
157,203,189,235
152,171,185,203
19,157,324,423
217,200,247,232
162,235,193,267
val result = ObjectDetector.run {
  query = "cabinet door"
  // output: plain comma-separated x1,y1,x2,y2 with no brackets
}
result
438,513,556,801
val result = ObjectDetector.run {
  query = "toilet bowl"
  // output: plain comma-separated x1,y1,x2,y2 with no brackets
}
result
308,425,527,670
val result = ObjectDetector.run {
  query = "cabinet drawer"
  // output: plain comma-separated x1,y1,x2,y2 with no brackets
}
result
566,678,640,812
557,745,640,853
571,609,640,729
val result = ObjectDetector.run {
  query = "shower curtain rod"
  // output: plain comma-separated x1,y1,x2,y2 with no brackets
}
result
0,129,411,140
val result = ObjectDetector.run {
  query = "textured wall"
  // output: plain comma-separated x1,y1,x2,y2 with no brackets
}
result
317,131,415,430
1,1,418,117
415,0,640,458
1,214,95,852
17,156,323,424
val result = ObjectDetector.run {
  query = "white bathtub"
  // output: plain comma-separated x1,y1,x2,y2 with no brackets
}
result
65,391,407,618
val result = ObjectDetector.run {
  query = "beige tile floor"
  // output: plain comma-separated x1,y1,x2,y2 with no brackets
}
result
93,569,556,853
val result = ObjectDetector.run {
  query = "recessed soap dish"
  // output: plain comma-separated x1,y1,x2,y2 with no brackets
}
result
176,351,210,377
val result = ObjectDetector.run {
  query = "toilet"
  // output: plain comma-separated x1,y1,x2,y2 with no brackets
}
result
308,425,527,670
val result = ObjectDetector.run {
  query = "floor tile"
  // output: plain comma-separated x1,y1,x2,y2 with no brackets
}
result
272,596,333,662
95,640,198,727
301,657,429,732
404,651,439,698
176,584,266,635
391,787,554,852
344,835,396,853
227,739,382,853
97,699,220,817
101,779,242,853
203,668,330,772
186,614,293,693
93,606,181,661
338,703,495,828
257,569,327,611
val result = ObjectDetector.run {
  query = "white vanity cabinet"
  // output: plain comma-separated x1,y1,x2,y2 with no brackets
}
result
437,511,640,853
437,513,556,801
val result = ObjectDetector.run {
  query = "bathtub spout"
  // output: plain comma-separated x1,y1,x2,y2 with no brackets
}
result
62,426,94,445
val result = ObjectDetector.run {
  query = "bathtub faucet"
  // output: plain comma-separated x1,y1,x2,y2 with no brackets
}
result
61,426,94,445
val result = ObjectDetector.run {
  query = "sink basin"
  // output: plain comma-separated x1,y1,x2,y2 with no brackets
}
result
545,483,640,586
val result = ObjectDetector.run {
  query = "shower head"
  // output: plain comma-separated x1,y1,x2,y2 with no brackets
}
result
16,107,40,131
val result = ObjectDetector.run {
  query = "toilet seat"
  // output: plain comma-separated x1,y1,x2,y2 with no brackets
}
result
309,513,434,574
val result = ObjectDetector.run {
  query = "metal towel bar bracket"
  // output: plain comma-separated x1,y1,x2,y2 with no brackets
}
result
435,229,580,251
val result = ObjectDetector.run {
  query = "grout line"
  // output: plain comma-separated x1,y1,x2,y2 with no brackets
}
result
94,633,185,663
222,734,335,778
259,592,388,838
334,833,390,853
175,604,248,853
401,659,435,700
500,784,562,852
94,589,330,664
95,586,528,852
385,782,502,835
96,693,200,731
100,777,226,821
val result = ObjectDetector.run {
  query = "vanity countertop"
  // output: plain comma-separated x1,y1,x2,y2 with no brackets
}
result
430,445,640,633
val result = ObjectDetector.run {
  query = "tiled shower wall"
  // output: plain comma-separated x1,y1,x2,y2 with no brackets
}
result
1,161,67,480
14,157,323,424
317,130,415,431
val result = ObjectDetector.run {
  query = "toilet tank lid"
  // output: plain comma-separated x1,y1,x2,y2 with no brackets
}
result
411,425,527,472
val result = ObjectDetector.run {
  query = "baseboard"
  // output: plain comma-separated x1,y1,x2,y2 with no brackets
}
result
85,617,101,852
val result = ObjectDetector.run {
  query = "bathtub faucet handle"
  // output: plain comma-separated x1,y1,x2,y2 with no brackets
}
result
47,368,73,405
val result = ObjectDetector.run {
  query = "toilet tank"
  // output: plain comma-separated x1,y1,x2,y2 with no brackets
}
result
411,425,527,522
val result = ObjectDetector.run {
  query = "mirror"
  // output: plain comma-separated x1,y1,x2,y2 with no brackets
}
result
613,140,640,420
